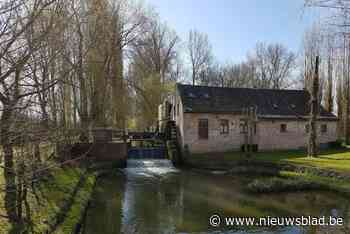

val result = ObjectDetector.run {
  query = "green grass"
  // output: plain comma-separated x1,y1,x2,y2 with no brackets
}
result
247,176,324,193
188,148,350,173
0,166,88,233
53,173,97,234
252,149,350,173
280,171,350,195
30,167,84,233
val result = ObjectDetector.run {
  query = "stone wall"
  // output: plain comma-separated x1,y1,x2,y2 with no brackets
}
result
71,143,127,166
180,113,338,154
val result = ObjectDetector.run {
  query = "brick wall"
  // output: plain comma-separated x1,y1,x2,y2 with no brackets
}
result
179,113,337,154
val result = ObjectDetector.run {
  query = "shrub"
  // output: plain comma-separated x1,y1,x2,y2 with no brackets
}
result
247,177,323,193
328,140,344,149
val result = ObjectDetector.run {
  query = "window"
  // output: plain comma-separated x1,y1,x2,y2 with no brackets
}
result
280,124,287,133
198,119,209,139
240,119,247,134
220,119,229,135
321,124,327,133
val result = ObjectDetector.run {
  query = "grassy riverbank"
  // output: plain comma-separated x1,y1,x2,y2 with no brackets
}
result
247,171,350,195
188,148,350,196
0,166,97,234
187,148,350,173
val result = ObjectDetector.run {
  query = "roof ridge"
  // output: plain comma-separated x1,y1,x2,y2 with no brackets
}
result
177,83,307,93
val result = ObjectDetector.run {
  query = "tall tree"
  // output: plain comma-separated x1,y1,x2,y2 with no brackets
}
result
305,0,350,143
187,29,213,86
251,42,296,89
128,19,179,129
324,38,334,113
308,56,320,157
0,0,64,221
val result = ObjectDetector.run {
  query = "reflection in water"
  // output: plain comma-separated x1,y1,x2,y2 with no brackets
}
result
83,160,350,234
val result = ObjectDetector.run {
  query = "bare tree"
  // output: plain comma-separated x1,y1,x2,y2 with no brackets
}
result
250,42,296,89
187,29,213,86
128,18,179,129
305,0,350,144
0,0,66,221
324,36,334,113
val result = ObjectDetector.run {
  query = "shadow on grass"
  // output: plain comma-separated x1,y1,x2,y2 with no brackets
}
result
187,147,350,170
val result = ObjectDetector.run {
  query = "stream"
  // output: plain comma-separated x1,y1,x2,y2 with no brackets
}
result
83,160,350,234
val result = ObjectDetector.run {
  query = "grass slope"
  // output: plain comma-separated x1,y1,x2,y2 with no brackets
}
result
0,166,89,233
53,173,96,234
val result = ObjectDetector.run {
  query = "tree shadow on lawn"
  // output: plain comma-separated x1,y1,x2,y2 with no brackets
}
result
259,148,350,160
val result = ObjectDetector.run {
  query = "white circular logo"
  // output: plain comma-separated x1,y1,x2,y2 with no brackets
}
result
209,214,221,227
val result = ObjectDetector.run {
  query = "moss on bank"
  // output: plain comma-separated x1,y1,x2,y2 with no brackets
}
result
53,173,97,234
0,166,98,234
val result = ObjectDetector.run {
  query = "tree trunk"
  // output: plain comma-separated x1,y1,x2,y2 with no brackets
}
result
77,28,89,132
344,45,350,145
192,67,196,86
1,107,18,221
308,56,320,157
325,55,333,113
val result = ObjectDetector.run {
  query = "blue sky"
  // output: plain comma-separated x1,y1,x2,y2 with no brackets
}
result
146,0,320,63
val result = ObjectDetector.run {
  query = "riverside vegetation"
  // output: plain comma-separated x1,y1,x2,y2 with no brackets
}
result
186,147,350,195
0,164,98,234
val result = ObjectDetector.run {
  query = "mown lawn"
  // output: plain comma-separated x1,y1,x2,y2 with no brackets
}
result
252,149,350,173
188,148,350,173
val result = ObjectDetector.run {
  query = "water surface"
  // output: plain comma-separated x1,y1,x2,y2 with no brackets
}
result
83,160,350,234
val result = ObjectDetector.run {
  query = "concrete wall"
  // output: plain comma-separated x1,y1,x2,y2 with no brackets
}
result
180,113,338,154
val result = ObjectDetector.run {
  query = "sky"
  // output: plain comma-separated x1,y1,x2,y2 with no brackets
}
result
146,0,321,63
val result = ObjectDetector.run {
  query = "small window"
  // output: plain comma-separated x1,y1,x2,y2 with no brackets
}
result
220,119,229,135
198,119,209,139
280,124,287,133
240,119,247,134
321,124,327,133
